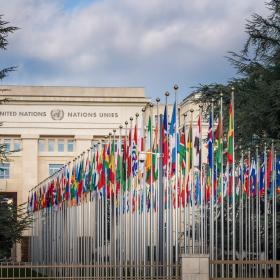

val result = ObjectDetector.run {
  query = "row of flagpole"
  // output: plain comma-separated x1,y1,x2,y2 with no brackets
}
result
28,85,280,278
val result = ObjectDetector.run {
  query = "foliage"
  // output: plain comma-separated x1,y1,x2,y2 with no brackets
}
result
0,15,28,261
0,15,18,81
0,196,33,260
193,0,280,151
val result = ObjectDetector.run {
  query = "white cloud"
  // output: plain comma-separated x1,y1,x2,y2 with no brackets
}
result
0,0,268,98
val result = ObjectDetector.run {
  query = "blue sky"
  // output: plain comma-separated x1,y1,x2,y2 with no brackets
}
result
0,0,267,101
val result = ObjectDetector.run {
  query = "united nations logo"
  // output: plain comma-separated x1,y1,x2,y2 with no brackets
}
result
50,109,64,121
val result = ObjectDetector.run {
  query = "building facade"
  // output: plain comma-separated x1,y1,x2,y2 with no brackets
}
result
0,85,148,260
0,85,209,261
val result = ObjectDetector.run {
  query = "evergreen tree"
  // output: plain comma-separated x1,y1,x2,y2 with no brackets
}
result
0,15,32,261
194,0,280,150
0,197,32,260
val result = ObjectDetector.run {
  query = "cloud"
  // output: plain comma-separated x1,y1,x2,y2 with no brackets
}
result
0,0,267,99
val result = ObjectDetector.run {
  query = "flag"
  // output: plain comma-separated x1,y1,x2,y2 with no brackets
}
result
207,113,213,169
162,105,168,168
237,164,242,198
186,121,193,171
244,159,250,197
152,117,159,181
195,171,200,205
250,159,256,196
179,126,186,174
109,138,115,184
77,159,84,199
169,103,176,135
227,102,234,163
267,149,273,193
259,159,265,195
276,155,280,193
122,135,127,191
215,116,223,173
169,103,176,176
146,116,152,182
116,138,122,195
70,163,77,205
127,129,132,183
194,114,201,168
132,125,138,177
83,157,89,193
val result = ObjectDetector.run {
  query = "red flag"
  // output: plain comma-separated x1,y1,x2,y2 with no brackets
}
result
267,149,273,191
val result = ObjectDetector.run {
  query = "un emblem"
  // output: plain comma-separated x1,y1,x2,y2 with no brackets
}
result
50,109,64,121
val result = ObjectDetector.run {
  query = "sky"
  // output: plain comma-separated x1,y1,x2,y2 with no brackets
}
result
0,0,268,101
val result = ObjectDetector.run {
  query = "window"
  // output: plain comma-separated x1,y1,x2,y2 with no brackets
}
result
0,163,10,179
67,140,74,152
13,139,21,152
4,139,11,153
58,139,64,152
48,139,55,152
39,139,45,152
49,164,64,176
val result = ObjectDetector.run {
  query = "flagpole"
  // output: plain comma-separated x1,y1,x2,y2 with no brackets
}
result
273,145,276,278
198,105,203,255
105,135,110,278
156,97,161,277
124,120,128,279
183,112,188,255
190,108,195,254
255,145,259,277
245,151,248,276
264,143,268,277
219,92,224,277
251,152,255,278
210,99,214,277
248,149,251,278
226,160,230,277
135,112,139,278
240,150,244,277
231,86,236,278
174,84,179,277
118,125,123,278
148,103,154,278
129,116,134,276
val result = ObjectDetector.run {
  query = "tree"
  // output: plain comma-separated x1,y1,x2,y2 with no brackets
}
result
0,197,32,260
0,15,32,261
193,0,280,150
0,15,18,81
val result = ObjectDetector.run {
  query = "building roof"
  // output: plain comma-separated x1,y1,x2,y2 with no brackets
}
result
0,85,147,105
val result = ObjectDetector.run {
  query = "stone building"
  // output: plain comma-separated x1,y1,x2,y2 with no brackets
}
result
0,85,208,261
0,85,148,260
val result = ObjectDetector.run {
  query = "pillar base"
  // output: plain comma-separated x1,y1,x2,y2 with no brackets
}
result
181,254,209,280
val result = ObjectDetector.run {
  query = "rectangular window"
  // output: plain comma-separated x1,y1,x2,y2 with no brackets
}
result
13,139,21,152
49,164,64,176
58,139,64,152
4,139,11,153
39,139,45,152
48,139,55,152
67,140,74,152
0,163,10,179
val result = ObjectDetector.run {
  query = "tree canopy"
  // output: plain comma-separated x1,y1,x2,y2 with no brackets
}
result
0,15,18,81
194,0,280,150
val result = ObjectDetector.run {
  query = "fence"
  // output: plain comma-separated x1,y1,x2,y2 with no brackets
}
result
210,260,280,279
0,263,181,280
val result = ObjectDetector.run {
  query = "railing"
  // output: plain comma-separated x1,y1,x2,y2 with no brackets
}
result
0,263,181,280
210,260,280,279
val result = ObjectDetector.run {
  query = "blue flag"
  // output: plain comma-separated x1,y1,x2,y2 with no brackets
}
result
277,155,280,190
169,103,176,136
207,113,213,168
